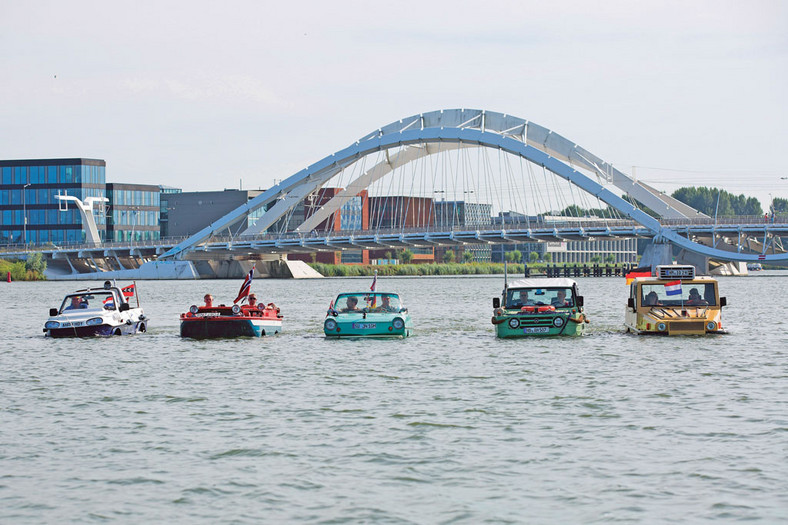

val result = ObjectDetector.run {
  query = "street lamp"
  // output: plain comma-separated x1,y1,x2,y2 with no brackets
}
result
22,183,31,248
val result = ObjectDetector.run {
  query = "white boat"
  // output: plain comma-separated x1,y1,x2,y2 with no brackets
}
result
43,281,148,338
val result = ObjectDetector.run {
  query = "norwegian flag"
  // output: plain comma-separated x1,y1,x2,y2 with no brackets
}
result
233,266,255,304
367,271,378,308
327,299,335,316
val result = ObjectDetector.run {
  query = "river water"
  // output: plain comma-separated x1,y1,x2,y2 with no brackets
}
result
1,273,786,523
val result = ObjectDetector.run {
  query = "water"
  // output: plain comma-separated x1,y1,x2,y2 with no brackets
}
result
2,273,787,523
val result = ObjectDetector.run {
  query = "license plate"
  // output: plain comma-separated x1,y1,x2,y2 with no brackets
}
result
524,327,549,334
353,323,377,329
61,322,83,327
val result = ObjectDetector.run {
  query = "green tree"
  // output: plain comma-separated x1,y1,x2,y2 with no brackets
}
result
671,187,763,216
590,255,602,264
772,197,788,214
442,249,456,263
504,251,516,263
543,252,552,263
529,251,539,263
511,249,522,263
463,251,474,263
399,249,414,264
605,253,616,264
385,251,393,261
25,253,47,274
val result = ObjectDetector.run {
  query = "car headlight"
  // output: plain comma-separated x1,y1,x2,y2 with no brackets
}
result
392,318,405,330
508,318,520,329
657,322,667,332
706,321,717,331
189,305,199,314
232,304,241,315
553,317,564,327
45,321,60,329
86,317,103,326
325,319,338,331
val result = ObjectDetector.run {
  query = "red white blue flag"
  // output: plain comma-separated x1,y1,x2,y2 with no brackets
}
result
368,271,378,308
121,284,135,298
234,266,255,304
664,280,682,296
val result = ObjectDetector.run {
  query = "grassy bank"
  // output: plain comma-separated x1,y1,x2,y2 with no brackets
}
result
310,262,529,277
0,256,47,281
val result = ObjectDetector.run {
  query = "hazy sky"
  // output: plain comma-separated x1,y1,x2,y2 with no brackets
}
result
2,0,786,208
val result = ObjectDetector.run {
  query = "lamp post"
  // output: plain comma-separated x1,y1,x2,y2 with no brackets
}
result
22,183,31,248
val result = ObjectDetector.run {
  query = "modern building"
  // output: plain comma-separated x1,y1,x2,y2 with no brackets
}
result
105,183,162,242
1,158,107,245
164,189,266,238
158,185,182,238
434,200,493,262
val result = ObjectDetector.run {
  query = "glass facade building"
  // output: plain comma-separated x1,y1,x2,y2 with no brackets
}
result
106,183,162,242
1,158,107,245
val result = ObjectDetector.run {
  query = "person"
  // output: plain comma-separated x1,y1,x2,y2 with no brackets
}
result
247,294,258,307
643,291,659,306
513,290,535,307
203,294,214,307
375,295,398,313
64,296,87,310
340,296,360,312
551,289,571,307
686,288,708,306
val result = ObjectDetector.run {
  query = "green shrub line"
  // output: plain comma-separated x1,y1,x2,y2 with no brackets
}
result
308,262,630,277
0,255,47,281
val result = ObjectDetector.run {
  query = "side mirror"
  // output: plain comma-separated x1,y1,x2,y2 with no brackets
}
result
627,298,635,309
575,296,584,307
719,297,727,307
399,308,408,314
119,303,130,312
493,297,500,308
49,308,58,317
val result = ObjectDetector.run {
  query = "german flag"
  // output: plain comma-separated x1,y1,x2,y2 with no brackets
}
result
625,266,652,285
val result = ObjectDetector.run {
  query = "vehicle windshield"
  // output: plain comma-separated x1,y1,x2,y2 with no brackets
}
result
506,287,574,308
59,291,118,313
334,293,401,313
639,282,717,307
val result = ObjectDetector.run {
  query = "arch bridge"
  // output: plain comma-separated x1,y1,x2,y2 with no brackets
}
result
157,109,785,266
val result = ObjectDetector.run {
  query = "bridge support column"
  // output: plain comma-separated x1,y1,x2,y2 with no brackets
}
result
639,241,673,271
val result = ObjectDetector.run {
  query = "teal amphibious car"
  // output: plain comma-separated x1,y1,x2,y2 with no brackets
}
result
324,292,412,338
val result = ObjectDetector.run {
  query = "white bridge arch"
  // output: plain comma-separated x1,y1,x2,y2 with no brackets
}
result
160,109,786,263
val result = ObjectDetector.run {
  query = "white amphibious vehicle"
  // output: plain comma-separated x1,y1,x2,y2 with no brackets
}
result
44,281,148,338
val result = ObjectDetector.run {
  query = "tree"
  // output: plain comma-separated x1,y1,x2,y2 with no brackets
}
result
399,249,414,264
772,197,788,214
505,251,517,263
511,249,522,263
590,255,602,264
529,251,539,263
25,252,47,274
605,253,616,264
543,252,552,263
671,186,763,216
385,251,393,261
442,249,455,263
463,251,474,263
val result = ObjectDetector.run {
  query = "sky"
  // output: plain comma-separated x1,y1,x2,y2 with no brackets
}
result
2,0,786,209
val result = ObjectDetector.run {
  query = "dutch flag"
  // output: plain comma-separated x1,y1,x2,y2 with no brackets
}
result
664,280,682,296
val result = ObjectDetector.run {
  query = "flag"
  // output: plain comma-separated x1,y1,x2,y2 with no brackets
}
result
664,280,682,296
234,266,255,304
368,271,378,308
104,284,134,304
625,266,651,285
327,299,335,316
